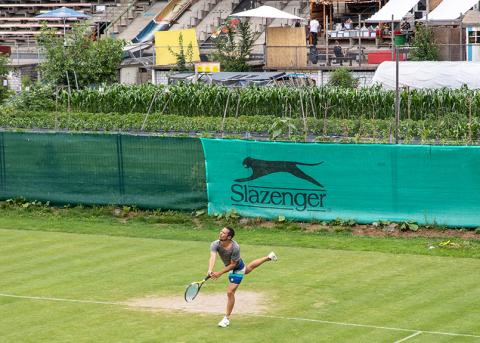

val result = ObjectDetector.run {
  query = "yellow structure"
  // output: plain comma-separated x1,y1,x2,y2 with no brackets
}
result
195,62,220,73
154,28,200,66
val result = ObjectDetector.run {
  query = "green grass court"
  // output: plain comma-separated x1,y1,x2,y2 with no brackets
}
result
0,211,479,342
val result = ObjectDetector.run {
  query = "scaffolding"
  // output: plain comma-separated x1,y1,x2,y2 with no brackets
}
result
309,0,385,30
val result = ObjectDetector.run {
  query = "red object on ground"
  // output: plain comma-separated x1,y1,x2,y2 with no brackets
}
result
368,51,405,64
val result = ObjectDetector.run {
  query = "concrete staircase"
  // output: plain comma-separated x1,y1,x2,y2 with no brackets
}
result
247,0,299,54
92,2,130,31
169,0,215,32
170,0,240,42
195,0,238,41
100,0,155,39
167,0,307,50
252,0,307,52
117,1,168,41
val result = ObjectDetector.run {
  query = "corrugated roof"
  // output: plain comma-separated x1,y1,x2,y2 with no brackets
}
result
210,72,286,81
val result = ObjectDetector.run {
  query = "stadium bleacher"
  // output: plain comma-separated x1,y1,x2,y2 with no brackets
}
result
0,1,147,44
0,2,93,43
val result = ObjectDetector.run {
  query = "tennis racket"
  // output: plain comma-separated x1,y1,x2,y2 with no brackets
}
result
184,275,210,302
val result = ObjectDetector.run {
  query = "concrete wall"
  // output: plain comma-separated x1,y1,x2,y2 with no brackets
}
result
6,65,38,92
120,66,139,85
309,70,375,87
153,70,169,85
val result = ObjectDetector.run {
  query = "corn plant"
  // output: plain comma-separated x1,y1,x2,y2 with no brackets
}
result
39,84,480,124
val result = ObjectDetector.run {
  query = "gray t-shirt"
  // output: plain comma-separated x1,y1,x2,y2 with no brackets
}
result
210,240,241,266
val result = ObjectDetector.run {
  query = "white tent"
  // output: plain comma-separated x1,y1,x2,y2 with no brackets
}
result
230,5,303,20
370,62,480,89
366,0,420,22
421,0,479,21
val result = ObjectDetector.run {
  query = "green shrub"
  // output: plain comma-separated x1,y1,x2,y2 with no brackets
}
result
410,25,439,61
6,83,56,111
328,68,358,88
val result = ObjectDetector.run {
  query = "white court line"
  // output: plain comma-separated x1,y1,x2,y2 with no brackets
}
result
0,293,122,307
393,331,422,343
253,315,480,339
1,293,480,339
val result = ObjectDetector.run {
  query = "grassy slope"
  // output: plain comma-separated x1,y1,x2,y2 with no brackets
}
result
0,206,479,259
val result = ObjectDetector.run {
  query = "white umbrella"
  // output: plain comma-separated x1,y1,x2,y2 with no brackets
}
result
230,5,304,20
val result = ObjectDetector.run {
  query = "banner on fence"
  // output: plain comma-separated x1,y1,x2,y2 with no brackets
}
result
2,132,480,227
0,132,207,210
201,138,480,227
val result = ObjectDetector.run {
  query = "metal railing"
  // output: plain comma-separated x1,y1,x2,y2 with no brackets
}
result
5,41,479,71
103,1,139,37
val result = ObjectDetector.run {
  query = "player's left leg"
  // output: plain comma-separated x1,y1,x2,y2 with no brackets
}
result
245,252,277,274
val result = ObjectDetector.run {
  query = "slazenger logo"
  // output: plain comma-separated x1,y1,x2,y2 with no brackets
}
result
230,157,327,212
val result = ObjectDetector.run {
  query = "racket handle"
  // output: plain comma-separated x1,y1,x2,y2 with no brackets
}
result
205,274,211,281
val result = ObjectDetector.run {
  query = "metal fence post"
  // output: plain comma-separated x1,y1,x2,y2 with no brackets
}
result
391,14,394,61
395,47,400,144
325,15,329,66
358,14,362,67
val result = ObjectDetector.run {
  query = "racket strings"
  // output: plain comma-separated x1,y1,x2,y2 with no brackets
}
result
185,283,200,302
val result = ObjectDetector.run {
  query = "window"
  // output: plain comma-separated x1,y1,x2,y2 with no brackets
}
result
417,0,427,11
468,29,480,44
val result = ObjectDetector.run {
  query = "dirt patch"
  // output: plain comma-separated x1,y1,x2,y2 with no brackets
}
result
300,223,479,240
259,222,276,229
124,291,268,314
350,225,480,240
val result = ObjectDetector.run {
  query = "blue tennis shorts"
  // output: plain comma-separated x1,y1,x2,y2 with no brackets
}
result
228,259,246,285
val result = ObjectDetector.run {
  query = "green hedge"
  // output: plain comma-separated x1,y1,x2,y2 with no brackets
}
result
1,111,478,144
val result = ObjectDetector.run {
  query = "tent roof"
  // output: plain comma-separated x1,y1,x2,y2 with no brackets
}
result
371,61,480,90
421,0,478,21
36,7,90,19
366,0,420,22
230,5,303,20
463,9,480,25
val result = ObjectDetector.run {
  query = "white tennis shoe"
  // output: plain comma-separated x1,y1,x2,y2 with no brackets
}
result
218,316,230,328
268,251,278,261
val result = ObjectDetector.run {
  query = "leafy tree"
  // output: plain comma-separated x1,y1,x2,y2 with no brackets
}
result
328,67,358,88
0,53,11,103
168,33,194,71
0,53,8,77
212,19,254,71
410,24,439,61
38,24,125,88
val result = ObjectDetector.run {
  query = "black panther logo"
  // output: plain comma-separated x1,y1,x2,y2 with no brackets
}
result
235,157,324,188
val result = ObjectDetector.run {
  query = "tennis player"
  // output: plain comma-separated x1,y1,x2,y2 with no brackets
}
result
208,226,277,328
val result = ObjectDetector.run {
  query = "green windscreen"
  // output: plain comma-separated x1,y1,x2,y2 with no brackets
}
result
0,132,207,210
201,138,480,227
